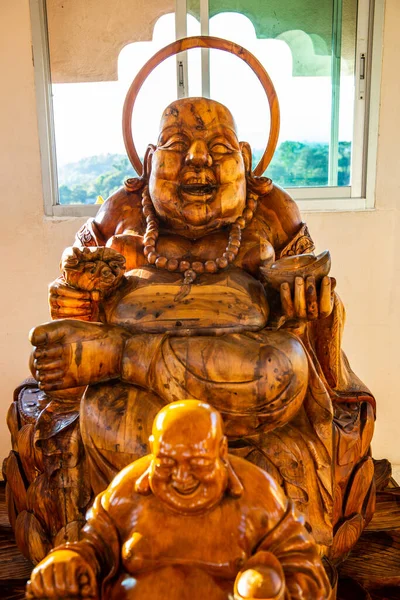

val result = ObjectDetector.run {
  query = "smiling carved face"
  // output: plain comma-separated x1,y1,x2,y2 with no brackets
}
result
148,98,249,238
148,401,229,514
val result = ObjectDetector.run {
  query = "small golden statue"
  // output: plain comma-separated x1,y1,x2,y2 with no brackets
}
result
26,401,332,600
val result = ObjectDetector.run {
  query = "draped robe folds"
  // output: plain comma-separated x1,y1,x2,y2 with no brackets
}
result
72,186,375,550
53,455,332,600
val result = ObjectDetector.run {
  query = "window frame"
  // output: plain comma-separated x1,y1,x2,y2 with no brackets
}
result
30,0,385,217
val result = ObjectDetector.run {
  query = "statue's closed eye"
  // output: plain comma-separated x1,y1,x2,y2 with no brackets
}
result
159,136,189,151
209,137,236,154
209,144,232,155
190,458,213,468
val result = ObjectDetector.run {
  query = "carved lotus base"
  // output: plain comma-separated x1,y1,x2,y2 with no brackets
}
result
2,482,400,599
3,384,399,599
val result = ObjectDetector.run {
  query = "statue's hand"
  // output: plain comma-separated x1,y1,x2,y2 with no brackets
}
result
30,319,129,392
280,276,335,322
26,549,98,599
234,551,285,600
49,276,92,321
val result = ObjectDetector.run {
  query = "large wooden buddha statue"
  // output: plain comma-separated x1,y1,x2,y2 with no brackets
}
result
4,43,375,572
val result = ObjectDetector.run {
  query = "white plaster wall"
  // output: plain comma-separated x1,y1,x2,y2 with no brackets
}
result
46,0,174,82
0,0,400,469
0,1,86,468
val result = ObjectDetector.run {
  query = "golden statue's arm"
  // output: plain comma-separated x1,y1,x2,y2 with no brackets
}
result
25,490,117,600
253,501,332,599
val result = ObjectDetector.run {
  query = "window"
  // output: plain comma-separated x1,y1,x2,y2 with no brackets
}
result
31,0,384,216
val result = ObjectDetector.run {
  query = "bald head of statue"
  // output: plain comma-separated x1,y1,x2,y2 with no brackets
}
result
147,97,253,239
143,400,237,514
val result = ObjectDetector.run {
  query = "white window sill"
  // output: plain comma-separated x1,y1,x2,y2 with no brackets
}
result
48,194,374,220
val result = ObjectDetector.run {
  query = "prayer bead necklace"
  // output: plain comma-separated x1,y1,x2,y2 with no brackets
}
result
141,185,257,300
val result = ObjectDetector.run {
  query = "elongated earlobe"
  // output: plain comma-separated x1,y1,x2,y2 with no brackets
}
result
220,436,244,498
226,461,244,498
220,436,228,459
239,141,253,176
135,467,152,495
143,144,156,182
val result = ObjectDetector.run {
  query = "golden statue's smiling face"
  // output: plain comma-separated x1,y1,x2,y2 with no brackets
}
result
148,98,248,236
149,401,228,514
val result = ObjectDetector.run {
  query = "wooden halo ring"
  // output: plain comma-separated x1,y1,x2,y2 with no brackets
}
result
122,35,280,177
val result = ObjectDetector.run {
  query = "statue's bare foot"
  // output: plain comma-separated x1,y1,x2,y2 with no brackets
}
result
30,319,130,392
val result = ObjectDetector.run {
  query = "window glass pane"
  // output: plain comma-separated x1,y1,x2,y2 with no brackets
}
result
46,1,177,205
199,0,357,188
339,0,357,187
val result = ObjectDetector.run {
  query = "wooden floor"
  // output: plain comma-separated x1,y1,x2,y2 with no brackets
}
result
0,484,32,599
1,482,400,599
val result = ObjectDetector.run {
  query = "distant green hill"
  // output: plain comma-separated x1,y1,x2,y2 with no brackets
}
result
263,140,351,187
58,154,136,186
58,154,136,204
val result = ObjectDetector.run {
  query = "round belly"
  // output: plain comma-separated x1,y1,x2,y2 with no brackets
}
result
107,567,233,600
167,329,308,438
104,266,269,335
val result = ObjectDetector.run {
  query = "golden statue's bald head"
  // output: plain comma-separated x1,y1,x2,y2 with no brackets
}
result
151,400,224,450
134,400,243,510
146,401,229,513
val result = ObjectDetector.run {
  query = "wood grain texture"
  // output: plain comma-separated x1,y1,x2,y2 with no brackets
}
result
366,489,400,532
2,92,389,594
339,530,400,589
0,485,400,599
25,402,333,600
0,484,33,587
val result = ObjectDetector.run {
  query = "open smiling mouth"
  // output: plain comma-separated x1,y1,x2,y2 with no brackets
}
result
179,183,216,196
171,481,200,496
